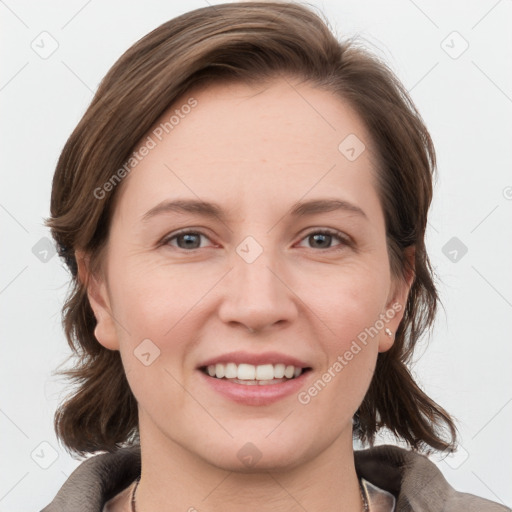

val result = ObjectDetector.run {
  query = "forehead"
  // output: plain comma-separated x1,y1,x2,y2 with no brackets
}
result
156,78,375,165
114,78,383,224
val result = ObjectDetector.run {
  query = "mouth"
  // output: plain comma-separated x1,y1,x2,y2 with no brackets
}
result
197,351,313,405
199,362,312,386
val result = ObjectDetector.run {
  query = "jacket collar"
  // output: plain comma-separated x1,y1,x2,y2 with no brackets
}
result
42,444,507,511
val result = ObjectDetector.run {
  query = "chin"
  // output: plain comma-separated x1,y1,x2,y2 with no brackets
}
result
207,447,307,474
192,431,315,474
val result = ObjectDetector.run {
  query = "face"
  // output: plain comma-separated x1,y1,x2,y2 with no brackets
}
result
80,78,412,472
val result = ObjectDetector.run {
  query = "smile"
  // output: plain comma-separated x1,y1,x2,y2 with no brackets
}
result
197,351,313,404
201,363,310,385
203,363,308,384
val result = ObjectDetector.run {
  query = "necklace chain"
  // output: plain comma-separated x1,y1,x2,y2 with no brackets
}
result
131,476,140,512
131,476,369,512
360,480,370,511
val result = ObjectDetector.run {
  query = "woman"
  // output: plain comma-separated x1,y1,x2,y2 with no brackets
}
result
41,2,509,511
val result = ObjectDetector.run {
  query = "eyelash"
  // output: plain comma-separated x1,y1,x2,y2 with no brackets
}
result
160,228,352,252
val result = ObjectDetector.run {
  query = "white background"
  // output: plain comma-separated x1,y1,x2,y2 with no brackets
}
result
1,0,511,510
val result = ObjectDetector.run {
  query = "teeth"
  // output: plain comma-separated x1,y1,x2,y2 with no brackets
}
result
284,365,295,379
255,364,274,380
225,362,237,379
237,363,255,380
205,363,305,381
274,363,285,378
215,363,225,378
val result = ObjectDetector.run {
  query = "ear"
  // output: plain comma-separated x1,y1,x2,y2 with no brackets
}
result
75,250,120,351
378,245,415,353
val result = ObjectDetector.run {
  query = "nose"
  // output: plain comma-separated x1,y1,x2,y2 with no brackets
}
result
217,246,299,334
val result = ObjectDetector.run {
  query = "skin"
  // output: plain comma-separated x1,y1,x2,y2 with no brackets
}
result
77,78,414,512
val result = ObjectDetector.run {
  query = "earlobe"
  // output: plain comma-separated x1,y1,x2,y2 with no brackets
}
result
75,250,120,351
379,246,416,353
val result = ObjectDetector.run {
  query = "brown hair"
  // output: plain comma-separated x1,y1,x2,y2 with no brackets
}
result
46,0,457,457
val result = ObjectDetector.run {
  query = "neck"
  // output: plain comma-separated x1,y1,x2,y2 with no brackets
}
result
134,420,364,512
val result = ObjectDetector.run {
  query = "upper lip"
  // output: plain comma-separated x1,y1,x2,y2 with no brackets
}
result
198,351,311,369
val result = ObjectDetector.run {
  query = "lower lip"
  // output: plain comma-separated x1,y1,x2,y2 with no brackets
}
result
198,369,311,406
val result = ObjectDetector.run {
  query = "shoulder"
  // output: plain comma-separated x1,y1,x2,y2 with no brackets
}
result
354,444,510,512
40,445,141,512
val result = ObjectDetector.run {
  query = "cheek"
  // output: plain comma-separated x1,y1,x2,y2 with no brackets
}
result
304,261,390,343
107,254,215,339
296,274,383,427
298,263,387,398
107,260,206,409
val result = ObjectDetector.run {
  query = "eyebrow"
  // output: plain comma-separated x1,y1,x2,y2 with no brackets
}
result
141,198,368,223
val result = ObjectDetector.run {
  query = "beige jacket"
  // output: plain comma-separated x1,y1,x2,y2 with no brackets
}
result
41,444,510,511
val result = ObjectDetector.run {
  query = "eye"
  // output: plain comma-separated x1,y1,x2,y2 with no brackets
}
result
296,229,350,250
163,230,213,250
161,228,351,252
